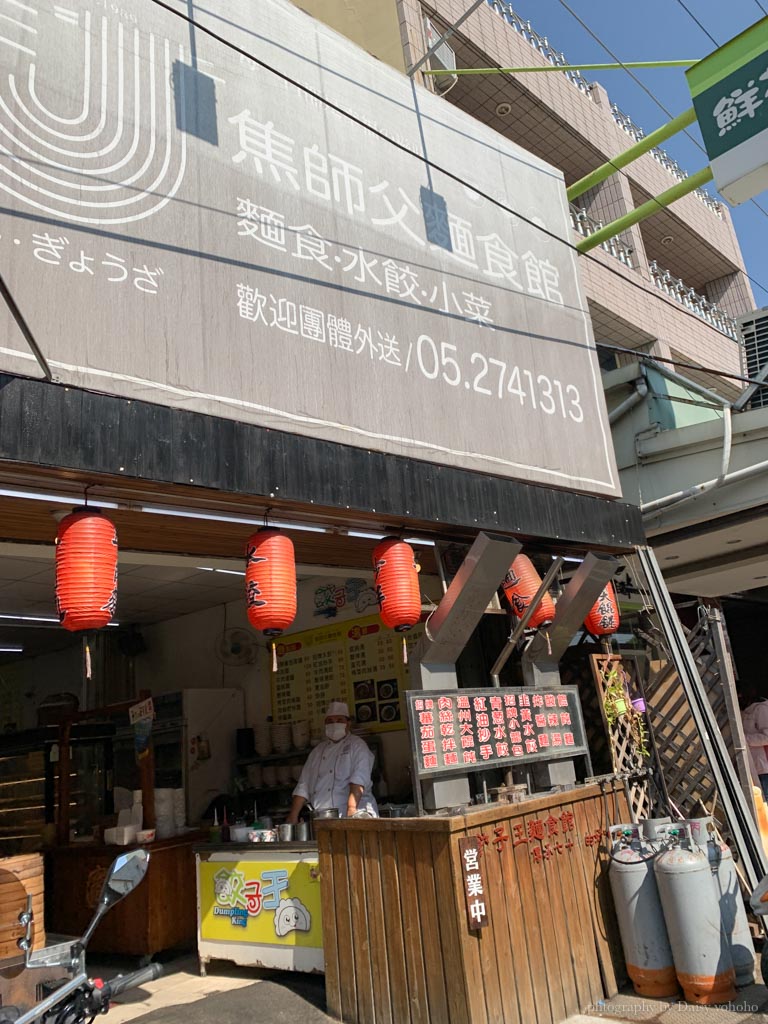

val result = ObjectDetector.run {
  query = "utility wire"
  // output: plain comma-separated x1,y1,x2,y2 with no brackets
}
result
673,0,719,46
143,0,766,383
596,341,768,390
754,0,768,16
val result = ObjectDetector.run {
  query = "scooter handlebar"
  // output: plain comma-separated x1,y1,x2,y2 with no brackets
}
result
105,963,164,999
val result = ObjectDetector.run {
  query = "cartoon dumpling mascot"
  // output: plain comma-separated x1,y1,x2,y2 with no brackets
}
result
274,897,311,938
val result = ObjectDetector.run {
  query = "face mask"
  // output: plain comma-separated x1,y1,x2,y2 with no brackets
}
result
326,723,346,742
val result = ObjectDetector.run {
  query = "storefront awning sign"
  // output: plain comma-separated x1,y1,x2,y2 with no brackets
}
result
0,0,619,497
687,17,768,204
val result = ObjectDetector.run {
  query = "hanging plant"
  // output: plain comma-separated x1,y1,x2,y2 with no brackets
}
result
601,662,650,759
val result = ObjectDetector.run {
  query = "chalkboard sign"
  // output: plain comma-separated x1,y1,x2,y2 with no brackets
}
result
405,687,588,779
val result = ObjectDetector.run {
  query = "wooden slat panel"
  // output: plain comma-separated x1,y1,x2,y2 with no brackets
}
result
379,831,411,1024
545,803,592,1017
397,832,430,1024
541,817,580,1019
413,832,450,1024
513,817,553,1024
347,831,375,1024
581,791,625,996
477,830,519,1024
330,829,357,1023
524,810,565,1024
555,805,603,1010
498,830,538,1024
362,831,393,1024
447,830,487,1024
318,830,342,1020
430,832,471,1024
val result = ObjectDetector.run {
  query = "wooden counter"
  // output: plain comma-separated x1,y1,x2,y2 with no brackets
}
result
316,781,629,1024
47,833,203,957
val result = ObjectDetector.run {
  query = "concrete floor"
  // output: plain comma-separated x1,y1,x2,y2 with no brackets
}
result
92,954,334,1024
91,952,768,1024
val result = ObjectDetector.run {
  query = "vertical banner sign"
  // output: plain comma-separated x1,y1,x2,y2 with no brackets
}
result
687,18,768,204
0,0,619,497
458,837,488,930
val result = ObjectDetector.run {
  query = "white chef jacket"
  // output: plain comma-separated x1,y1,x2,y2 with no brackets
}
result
742,699,768,776
293,733,378,817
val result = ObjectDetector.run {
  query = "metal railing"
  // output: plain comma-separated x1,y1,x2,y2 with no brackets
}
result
570,203,634,268
485,0,593,94
648,260,738,339
610,104,724,218
484,1,723,218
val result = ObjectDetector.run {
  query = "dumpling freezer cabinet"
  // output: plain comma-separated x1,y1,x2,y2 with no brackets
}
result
195,842,324,974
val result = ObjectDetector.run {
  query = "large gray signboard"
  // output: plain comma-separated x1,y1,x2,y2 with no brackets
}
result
0,0,620,496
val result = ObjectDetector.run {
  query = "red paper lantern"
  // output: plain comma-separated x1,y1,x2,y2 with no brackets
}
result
245,528,297,636
584,582,620,637
373,538,421,632
55,509,118,632
501,554,555,629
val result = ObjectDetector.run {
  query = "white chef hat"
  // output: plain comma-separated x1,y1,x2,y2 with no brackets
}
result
326,700,350,718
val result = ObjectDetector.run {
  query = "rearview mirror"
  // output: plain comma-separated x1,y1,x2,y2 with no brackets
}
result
78,849,150,954
100,849,150,908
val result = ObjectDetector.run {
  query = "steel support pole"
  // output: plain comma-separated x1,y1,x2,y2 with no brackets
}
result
637,545,766,889
567,107,697,202
424,60,699,78
575,166,713,254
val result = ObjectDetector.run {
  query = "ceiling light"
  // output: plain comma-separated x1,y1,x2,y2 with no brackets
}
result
661,235,674,246
403,537,436,547
348,530,387,540
140,505,328,533
0,613,59,623
0,613,119,627
0,486,118,508
725,539,742,545
212,569,246,577
496,102,512,116
0,646,23,653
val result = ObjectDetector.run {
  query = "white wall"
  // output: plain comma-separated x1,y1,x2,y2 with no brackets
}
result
135,598,272,724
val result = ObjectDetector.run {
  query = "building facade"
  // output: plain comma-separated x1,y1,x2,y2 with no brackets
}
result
301,0,754,393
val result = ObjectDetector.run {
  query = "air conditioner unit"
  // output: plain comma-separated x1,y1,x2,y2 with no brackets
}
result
423,17,458,93
738,307,768,409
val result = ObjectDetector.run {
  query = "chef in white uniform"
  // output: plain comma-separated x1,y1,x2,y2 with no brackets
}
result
286,701,378,820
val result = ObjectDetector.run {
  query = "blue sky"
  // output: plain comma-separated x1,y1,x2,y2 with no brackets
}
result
512,0,768,308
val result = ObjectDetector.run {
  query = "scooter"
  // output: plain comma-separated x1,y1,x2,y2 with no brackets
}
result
0,849,163,1024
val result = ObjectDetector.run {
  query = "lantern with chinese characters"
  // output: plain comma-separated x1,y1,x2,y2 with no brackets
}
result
372,538,421,633
55,508,118,632
501,554,555,629
584,582,620,637
245,528,297,643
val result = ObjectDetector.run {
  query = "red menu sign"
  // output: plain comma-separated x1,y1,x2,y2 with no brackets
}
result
405,687,587,778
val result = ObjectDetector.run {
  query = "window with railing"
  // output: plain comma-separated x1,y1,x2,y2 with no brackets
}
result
569,203,634,268
483,1,723,218
648,260,738,339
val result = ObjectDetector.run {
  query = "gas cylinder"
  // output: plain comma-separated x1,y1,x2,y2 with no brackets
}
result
607,824,678,997
687,817,755,987
641,818,671,845
654,824,737,1005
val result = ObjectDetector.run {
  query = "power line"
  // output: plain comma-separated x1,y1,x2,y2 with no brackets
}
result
597,341,768,390
754,0,768,16
558,0,768,291
145,0,759,378
673,0,719,46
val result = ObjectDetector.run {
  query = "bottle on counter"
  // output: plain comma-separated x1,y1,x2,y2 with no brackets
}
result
209,808,221,844
221,808,231,843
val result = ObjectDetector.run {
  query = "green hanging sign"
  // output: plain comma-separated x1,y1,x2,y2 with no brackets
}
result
687,17,768,204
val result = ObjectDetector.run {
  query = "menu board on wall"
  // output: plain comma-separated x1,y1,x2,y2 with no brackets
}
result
405,687,588,778
272,615,425,733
